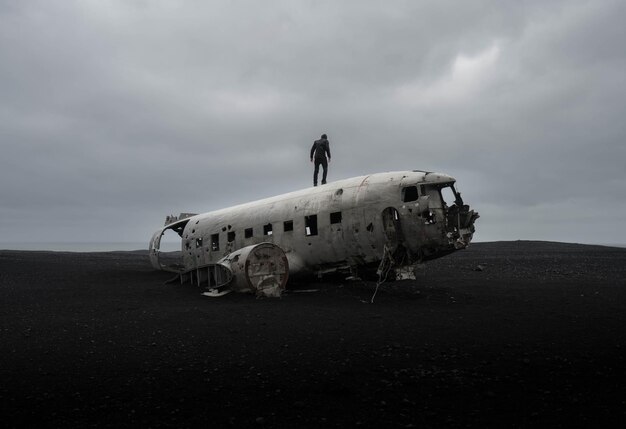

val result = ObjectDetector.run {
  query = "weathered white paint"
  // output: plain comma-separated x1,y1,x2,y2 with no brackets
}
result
149,170,479,283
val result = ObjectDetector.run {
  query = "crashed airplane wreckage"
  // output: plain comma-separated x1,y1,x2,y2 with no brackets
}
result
149,171,478,297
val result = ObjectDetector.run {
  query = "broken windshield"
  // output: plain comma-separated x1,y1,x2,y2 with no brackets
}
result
440,184,457,208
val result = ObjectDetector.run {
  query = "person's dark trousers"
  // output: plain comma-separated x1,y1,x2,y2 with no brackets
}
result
313,158,328,186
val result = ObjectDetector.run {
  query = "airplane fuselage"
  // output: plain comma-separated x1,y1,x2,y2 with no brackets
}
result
149,171,479,281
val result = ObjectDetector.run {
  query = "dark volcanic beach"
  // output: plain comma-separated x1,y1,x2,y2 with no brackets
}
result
1,241,625,428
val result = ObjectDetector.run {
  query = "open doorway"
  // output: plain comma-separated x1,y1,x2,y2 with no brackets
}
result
381,207,401,249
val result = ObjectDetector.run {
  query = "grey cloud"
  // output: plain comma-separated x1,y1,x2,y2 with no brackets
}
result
1,0,625,245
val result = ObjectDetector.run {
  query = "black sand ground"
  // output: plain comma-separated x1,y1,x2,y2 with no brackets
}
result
1,241,625,428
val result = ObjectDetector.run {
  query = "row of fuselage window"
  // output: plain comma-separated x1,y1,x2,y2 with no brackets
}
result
189,211,344,252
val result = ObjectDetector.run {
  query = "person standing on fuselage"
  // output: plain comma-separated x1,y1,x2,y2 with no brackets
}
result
310,133,331,186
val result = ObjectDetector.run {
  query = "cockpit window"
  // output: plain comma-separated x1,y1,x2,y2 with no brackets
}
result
402,186,418,202
422,183,461,210
440,186,455,207
439,184,462,207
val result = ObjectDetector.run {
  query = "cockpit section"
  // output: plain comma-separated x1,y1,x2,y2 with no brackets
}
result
399,179,479,260
432,183,478,247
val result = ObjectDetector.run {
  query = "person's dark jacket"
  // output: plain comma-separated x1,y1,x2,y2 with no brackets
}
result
310,138,331,160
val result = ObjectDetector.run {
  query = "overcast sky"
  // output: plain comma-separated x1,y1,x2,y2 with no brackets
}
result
1,0,625,247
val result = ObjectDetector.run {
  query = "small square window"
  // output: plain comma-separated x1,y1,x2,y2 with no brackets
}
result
195,238,203,248
283,220,293,232
330,211,342,224
210,234,219,251
402,186,418,202
263,223,273,236
245,228,253,238
227,231,236,242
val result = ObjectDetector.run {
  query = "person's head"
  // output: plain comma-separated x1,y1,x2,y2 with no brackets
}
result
321,133,327,139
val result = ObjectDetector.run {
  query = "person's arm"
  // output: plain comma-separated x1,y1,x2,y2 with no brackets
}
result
326,141,331,161
310,142,316,161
